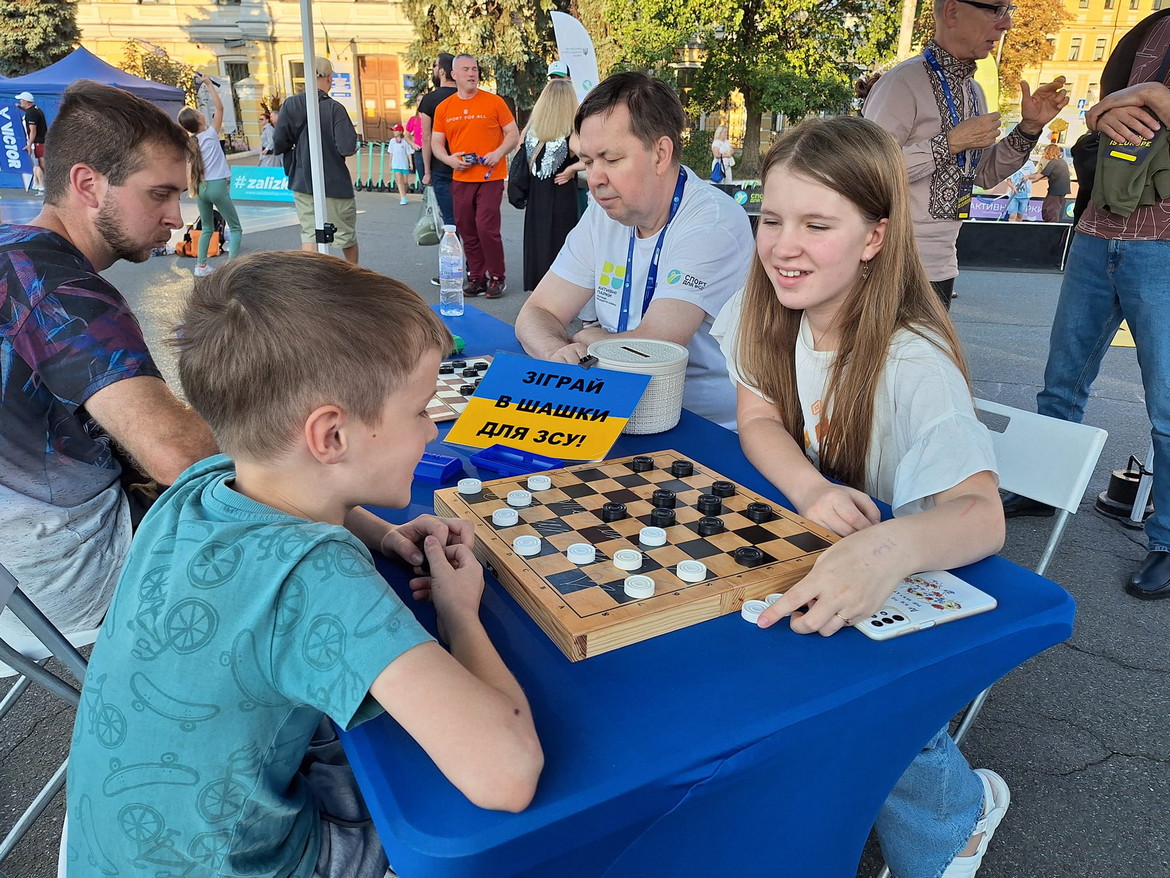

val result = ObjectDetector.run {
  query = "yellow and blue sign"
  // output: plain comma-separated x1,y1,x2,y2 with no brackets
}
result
445,352,651,460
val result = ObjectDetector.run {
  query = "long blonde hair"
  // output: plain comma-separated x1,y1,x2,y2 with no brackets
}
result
524,79,577,169
177,107,206,198
736,115,968,491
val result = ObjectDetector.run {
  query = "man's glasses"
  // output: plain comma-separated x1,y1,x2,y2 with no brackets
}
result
955,0,1017,19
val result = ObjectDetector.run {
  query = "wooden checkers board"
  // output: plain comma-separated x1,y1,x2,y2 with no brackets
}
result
429,355,493,422
433,450,838,661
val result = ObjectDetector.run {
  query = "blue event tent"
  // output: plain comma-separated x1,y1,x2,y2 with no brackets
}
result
0,46,185,124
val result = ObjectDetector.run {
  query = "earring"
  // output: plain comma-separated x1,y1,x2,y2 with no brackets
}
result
860,259,871,279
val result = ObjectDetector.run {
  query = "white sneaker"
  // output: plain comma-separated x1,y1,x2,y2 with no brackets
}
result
193,263,215,278
939,768,1011,877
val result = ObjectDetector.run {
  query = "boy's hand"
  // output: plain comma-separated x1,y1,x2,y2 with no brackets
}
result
411,536,485,640
381,515,474,567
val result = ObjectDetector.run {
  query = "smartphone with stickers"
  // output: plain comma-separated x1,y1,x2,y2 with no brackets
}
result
853,570,997,641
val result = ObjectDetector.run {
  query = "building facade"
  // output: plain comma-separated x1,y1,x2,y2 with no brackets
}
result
77,0,418,142
1020,0,1168,144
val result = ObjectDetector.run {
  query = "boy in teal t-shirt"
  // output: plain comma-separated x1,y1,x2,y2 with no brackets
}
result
65,253,543,877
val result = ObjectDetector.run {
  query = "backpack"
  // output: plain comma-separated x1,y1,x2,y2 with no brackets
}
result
175,210,226,258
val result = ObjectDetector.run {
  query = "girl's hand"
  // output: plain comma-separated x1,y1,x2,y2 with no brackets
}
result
758,526,902,636
798,483,881,537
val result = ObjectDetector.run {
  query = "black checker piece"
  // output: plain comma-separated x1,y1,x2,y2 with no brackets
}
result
785,532,833,552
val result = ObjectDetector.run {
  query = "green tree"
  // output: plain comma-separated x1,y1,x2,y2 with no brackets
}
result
0,0,81,77
402,0,557,111
997,0,1070,113
688,0,899,177
121,41,197,104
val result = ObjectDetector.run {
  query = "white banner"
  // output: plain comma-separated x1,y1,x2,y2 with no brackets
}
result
551,11,600,106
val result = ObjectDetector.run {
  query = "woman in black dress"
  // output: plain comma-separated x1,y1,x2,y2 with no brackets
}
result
509,79,585,293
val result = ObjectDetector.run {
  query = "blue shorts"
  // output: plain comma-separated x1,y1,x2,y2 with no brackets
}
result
1006,195,1030,215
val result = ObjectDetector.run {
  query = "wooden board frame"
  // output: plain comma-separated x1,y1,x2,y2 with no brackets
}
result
434,450,838,661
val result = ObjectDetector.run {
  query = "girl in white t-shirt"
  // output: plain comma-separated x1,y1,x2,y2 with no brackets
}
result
711,115,1008,878
388,125,413,204
178,74,243,278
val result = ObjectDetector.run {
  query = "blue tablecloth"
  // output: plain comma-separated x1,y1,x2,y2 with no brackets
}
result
341,307,1075,877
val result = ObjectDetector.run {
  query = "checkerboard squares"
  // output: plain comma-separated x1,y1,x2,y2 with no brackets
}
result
434,450,839,660
429,355,493,422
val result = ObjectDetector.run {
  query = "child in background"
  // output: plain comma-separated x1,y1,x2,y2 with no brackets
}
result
178,73,243,277
389,123,413,204
711,115,1007,878
65,252,543,877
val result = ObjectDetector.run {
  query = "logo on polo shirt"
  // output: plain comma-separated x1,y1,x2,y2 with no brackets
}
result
599,260,626,291
664,268,708,290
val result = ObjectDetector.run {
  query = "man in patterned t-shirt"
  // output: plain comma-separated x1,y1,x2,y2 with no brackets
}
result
0,80,216,638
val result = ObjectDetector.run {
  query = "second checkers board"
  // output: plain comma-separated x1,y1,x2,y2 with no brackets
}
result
429,355,493,422
433,450,838,661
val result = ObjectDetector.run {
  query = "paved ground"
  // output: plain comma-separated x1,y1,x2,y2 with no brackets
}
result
1,186,1167,878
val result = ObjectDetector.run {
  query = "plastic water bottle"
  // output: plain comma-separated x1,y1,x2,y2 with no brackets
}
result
438,225,464,317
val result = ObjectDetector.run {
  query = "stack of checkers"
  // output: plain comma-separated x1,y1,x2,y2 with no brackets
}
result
434,450,838,661
428,355,493,422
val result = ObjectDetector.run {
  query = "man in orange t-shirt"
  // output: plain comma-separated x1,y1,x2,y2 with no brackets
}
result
432,55,520,299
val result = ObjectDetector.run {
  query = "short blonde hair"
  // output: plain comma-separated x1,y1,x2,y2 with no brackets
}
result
177,252,450,460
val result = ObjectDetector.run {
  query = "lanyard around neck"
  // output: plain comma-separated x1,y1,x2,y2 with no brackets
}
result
924,47,981,173
617,167,687,333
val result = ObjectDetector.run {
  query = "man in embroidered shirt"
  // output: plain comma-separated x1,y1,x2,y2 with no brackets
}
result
514,72,752,430
863,0,1068,308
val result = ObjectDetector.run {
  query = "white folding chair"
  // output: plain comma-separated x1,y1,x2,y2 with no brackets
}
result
875,400,1107,878
0,564,93,867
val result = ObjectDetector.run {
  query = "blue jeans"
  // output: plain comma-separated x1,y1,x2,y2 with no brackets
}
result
875,727,984,878
431,173,455,226
1037,232,1170,553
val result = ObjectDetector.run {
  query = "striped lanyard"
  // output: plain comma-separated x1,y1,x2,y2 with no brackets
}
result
924,48,982,173
616,167,687,333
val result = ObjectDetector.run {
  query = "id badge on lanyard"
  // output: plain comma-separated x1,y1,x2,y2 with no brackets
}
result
956,179,973,219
